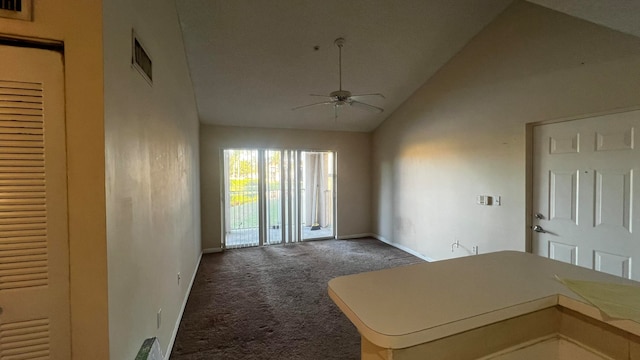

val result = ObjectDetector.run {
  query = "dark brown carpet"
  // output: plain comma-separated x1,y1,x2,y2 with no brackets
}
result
170,238,423,360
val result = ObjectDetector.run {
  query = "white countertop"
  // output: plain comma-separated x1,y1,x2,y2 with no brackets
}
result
328,251,640,349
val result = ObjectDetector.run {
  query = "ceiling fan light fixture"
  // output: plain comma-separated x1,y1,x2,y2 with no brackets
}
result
292,37,384,119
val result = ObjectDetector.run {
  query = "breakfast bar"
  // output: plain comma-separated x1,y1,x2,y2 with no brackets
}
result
328,251,640,359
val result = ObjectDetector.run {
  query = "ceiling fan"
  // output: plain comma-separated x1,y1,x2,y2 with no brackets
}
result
292,37,384,119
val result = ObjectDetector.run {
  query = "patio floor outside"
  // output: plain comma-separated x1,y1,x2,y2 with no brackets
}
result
225,226,334,248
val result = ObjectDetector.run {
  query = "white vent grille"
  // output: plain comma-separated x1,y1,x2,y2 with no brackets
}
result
0,318,50,359
0,80,47,292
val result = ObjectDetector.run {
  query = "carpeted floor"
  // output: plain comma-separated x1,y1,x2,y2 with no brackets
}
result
170,238,424,360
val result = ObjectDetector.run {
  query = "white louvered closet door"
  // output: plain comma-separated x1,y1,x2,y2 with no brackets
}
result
0,45,70,359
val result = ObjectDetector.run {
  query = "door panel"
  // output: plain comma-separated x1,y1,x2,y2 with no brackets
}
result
0,46,70,358
300,151,335,241
550,133,579,154
594,251,631,279
593,170,632,231
265,150,283,245
549,170,578,224
548,241,578,265
595,127,633,151
532,110,640,280
223,149,260,248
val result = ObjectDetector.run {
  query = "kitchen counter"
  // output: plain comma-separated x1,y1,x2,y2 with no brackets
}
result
328,251,640,359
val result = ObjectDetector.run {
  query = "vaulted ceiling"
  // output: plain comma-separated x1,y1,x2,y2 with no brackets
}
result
175,0,640,132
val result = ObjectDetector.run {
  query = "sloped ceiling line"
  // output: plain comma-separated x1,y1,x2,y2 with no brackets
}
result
175,0,640,132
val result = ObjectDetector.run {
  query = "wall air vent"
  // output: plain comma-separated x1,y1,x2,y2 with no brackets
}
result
0,0,32,21
132,30,153,85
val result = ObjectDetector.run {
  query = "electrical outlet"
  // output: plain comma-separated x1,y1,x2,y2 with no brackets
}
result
157,308,162,329
177,272,181,286
472,246,479,255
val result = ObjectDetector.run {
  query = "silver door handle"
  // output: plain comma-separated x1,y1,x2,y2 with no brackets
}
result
532,225,545,233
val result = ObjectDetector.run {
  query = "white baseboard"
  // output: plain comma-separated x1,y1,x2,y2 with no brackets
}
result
164,251,202,360
202,247,223,254
337,233,374,240
371,234,434,262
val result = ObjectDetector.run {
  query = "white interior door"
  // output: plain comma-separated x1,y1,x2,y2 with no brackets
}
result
0,45,70,358
532,110,640,280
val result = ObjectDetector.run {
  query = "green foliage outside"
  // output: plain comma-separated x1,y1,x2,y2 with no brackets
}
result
230,178,258,206
229,178,282,229
227,149,283,230
230,197,281,229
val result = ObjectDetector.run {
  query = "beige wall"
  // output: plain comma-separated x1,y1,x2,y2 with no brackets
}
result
0,2,109,359
372,1,640,261
200,125,371,249
103,0,202,358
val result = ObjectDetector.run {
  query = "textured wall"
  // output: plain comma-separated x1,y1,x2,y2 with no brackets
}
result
200,125,371,250
372,1,640,260
103,0,201,358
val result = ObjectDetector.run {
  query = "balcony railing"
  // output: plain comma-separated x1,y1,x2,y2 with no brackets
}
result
225,188,334,248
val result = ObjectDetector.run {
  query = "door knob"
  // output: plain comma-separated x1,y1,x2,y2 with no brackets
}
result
532,225,545,233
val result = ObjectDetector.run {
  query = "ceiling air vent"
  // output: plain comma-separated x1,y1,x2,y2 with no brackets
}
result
0,0,32,21
132,30,153,85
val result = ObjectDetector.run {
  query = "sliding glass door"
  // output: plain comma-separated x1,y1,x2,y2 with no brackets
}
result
222,149,335,249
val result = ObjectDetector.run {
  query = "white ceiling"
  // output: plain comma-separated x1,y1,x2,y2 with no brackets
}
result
527,0,640,39
175,0,640,132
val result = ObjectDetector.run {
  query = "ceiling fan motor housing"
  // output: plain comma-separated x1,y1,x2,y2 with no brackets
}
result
330,90,351,102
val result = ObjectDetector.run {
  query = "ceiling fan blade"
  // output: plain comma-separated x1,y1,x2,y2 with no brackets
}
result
292,101,335,111
295,39,382,119
350,93,386,99
350,100,384,113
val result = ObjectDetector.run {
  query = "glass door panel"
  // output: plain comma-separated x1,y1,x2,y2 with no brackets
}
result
300,151,335,240
223,149,260,248
265,150,283,245
284,150,300,244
